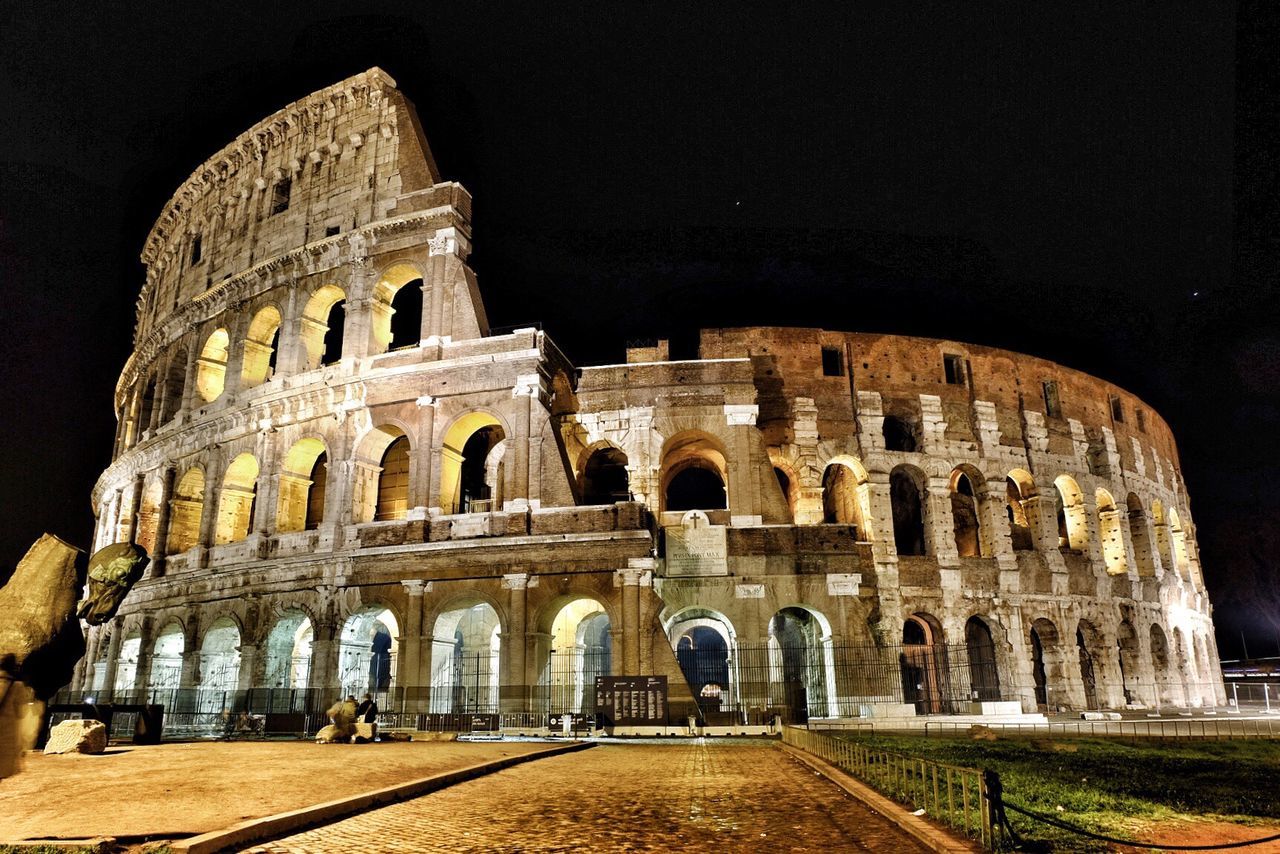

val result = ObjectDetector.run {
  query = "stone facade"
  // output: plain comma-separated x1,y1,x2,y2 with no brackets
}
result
74,69,1223,723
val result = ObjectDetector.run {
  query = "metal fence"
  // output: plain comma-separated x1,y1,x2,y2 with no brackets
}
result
782,725,995,848
919,716,1280,742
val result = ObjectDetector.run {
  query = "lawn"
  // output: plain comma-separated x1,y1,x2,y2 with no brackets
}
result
830,732,1280,852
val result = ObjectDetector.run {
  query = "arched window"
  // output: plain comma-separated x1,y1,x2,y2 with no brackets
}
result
1168,509,1191,582
882,415,917,453
822,462,867,538
195,328,230,402
661,432,729,513
950,469,987,557
666,466,727,511
1005,470,1035,551
137,378,158,438
300,285,346,369
1054,475,1088,552
438,413,506,514
890,466,926,556
1096,489,1127,574
215,453,259,543
167,467,205,554
160,347,187,423
1126,494,1157,577
240,306,282,388
371,264,424,353
581,447,630,505
276,439,328,533
375,437,411,521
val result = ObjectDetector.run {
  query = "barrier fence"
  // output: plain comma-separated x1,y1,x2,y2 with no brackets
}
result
781,725,995,848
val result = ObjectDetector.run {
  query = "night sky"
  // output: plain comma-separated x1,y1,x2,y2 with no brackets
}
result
1,3,1275,657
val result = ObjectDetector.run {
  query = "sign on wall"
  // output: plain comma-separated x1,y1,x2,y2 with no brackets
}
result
595,675,668,725
664,511,728,576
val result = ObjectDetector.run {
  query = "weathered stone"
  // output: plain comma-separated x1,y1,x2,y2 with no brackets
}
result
43,719,107,755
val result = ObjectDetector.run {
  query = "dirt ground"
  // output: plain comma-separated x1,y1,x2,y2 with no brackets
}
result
1129,818,1280,853
0,739,556,842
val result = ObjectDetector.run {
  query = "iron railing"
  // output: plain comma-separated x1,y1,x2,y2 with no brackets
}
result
782,725,994,848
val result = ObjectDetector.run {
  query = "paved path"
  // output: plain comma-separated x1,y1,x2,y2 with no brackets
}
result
245,740,929,852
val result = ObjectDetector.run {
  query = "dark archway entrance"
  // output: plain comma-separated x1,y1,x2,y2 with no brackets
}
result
964,617,1000,701
900,615,947,714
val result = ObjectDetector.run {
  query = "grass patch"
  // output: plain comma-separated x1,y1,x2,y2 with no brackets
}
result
830,732,1280,852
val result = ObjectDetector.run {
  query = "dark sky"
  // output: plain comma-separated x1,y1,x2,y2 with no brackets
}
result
1,3,1275,656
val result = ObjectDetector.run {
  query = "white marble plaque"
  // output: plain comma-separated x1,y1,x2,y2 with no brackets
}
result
664,511,728,577
826,573,863,597
735,583,765,599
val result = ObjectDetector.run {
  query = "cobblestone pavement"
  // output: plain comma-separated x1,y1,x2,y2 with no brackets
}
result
244,740,930,852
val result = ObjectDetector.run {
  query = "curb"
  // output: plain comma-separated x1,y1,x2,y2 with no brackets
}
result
170,741,595,854
779,744,980,854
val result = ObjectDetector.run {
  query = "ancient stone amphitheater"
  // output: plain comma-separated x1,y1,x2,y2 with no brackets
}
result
73,68,1223,731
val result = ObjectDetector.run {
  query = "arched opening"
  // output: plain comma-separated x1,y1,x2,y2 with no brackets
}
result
195,328,230,402
1169,510,1191,583
160,347,187,423
1116,618,1141,704
1149,623,1174,707
666,466,727,511
149,622,184,694
1126,494,1157,577
1054,475,1089,552
352,426,409,523
1096,489,1128,575
769,607,836,721
300,285,346,369
114,628,142,695
339,608,399,699
822,461,869,539
964,617,1000,701
1076,621,1102,709
370,264,424,353
276,438,328,533
376,437,411,521
581,446,630,505
263,611,313,691
429,602,502,713
135,477,163,556
1153,501,1174,575
542,598,611,716
439,412,506,515
950,468,989,557
167,467,204,554
214,453,259,544
240,306,282,389
197,617,241,710
667,608,739,721
661,432,729,513
882,415,917,452
1029,618,1059,710
901,614,947,714
890,466,927,556
1005,470,1036,551
137,378,157,439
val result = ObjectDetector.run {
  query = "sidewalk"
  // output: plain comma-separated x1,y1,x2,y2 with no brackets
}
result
0,740,554,843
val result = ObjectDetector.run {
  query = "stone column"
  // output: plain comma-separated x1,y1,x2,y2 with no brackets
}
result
198,454,221,550
618,568,645,675
151,466,176,576
101,622,124,702
309,617,339,701
400,581,427,708
342,296,374,360
508,377,538,508
134,617,154,694
253,432,279,537
412,397,437,511
502,573,530,712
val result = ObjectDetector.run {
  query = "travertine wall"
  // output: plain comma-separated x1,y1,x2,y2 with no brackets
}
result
76,69,1222,720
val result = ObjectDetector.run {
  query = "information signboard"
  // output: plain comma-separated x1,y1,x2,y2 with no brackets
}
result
595,675,668,725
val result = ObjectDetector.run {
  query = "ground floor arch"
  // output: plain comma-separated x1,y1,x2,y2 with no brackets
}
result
769,606,838,721
338,608,399,699
114,627,142,695
197,617,241,710
263,610,313,690
149,621,185,693
540,597,611,715
666,607,739,721
429,601,502,713
901,613,948,714
964,616,1000,702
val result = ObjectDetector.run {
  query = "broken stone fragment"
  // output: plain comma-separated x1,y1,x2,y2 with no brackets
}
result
43,719,108,755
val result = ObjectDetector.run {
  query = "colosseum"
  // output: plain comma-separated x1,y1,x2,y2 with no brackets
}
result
71,68,1224,732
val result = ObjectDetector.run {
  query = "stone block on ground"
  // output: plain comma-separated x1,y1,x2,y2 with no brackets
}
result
315,724,347,743
353,722,377,743
43,719,107,755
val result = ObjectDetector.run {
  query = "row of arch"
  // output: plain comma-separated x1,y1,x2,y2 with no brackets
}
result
119,264,430,454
